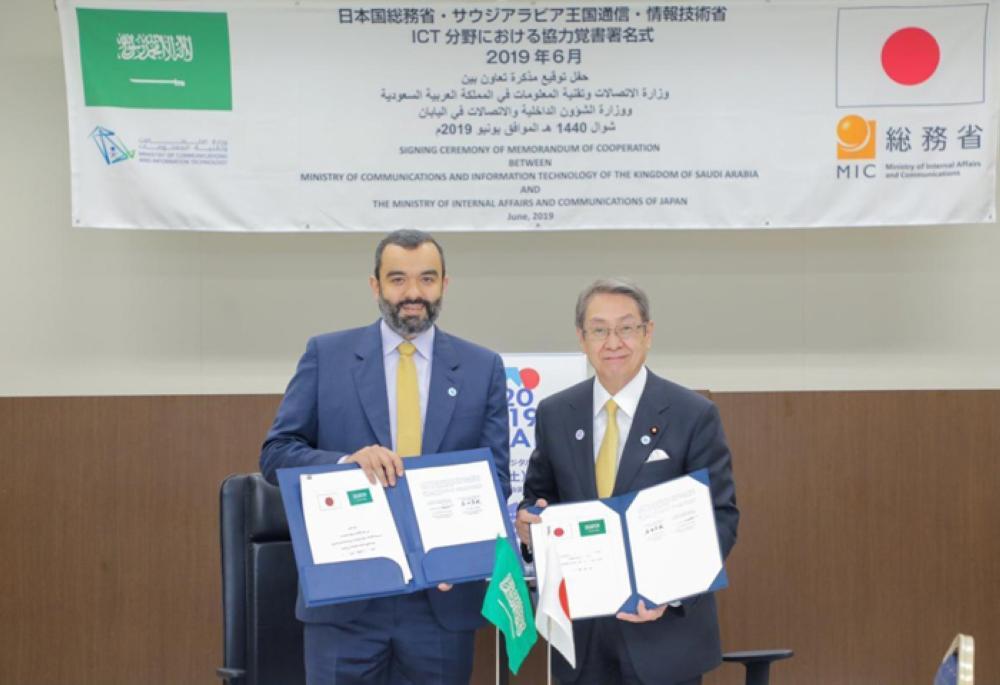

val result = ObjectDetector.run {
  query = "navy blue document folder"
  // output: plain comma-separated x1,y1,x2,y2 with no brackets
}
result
277,448,515,608
530,468,728,616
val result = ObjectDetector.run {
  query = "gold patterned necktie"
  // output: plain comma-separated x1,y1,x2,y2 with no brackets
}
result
396,342,421,457
595,399,619,498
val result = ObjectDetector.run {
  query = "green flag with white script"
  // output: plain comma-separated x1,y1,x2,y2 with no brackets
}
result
77,8,231,110
481,536,537,674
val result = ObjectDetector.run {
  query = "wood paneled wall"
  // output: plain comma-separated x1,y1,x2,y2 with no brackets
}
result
1,392,996,684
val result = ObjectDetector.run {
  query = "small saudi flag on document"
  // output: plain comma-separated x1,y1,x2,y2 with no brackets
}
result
481,536,537,674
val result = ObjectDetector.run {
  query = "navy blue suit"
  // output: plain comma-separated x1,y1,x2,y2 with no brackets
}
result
261,320,510,683
522,371,738,685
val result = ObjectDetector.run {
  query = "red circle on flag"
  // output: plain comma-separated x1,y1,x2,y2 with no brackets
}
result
520,368,540,390
324,497,334,507
554,527,565,537
881,27,940,86
558,579,571,618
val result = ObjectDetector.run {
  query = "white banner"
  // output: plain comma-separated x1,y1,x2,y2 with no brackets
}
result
501,353,588,519
57,0,999,231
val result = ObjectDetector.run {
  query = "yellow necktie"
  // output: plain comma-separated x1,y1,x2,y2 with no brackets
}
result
596,399,619,498
396,342,421,457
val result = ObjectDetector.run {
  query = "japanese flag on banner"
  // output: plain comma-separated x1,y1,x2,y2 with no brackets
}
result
535,544,576,669
836,4,989,107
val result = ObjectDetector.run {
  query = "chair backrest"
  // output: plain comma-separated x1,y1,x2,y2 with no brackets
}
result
933,634,974,685
219,473,305,685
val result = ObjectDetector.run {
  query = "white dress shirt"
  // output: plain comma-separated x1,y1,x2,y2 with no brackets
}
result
593,366,678,609
591,365,648,471
380,319,434,452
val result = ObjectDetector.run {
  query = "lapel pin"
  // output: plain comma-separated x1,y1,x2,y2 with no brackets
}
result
650,426,659,435
575,429,585,441
640,435,651,445
447,387,457,397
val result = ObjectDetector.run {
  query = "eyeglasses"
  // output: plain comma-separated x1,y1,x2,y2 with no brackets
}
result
582,323,647,341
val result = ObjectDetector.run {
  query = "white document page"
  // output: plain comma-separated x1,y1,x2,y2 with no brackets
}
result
625,476,722,605
405,461,508,552
532,501,632,619
300,470,412,582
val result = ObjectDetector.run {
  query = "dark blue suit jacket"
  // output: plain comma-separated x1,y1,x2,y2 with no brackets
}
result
261,320,510,630
522,370,739,683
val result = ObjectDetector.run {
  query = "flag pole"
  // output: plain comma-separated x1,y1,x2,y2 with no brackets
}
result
546,619,552,685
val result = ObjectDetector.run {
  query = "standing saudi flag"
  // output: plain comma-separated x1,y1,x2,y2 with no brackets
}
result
481,536,537,674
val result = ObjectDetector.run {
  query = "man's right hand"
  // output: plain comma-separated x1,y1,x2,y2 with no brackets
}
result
345,445,404,487
515,498,548,547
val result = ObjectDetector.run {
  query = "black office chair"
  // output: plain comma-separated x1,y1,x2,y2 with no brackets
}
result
218,473,304,685
217,473,792,685
723,649,794,685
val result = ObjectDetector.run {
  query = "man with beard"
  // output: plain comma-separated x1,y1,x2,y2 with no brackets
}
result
261,229,510,685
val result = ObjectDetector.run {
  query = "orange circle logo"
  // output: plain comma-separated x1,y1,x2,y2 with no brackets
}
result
837,115,872,151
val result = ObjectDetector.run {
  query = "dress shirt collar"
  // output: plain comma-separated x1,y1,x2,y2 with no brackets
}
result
380,319,435,360
593,365,648,420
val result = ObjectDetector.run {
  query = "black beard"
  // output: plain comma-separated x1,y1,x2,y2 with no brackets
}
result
379,295,442,337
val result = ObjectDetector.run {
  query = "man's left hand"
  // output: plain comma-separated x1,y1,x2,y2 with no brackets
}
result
616,599,667,623
437,583,453,592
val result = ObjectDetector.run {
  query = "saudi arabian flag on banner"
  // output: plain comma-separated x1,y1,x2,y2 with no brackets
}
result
481,536,537,674
76,8,231,110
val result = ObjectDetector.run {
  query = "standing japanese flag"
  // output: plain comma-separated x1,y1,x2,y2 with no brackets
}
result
535,544,576,669
836,4,989,107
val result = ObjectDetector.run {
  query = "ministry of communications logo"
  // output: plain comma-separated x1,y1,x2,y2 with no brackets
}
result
89,126,134,165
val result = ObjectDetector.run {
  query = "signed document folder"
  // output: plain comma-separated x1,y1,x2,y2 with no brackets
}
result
530,469,728,619
277,448,514,607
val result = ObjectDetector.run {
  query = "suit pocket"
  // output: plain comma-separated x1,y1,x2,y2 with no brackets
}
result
634,459,681,486
438,408,487,449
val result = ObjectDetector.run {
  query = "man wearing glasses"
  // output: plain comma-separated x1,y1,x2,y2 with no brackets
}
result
516,278,739,685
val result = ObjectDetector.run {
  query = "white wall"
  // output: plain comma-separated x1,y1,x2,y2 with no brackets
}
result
2,0,999,396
